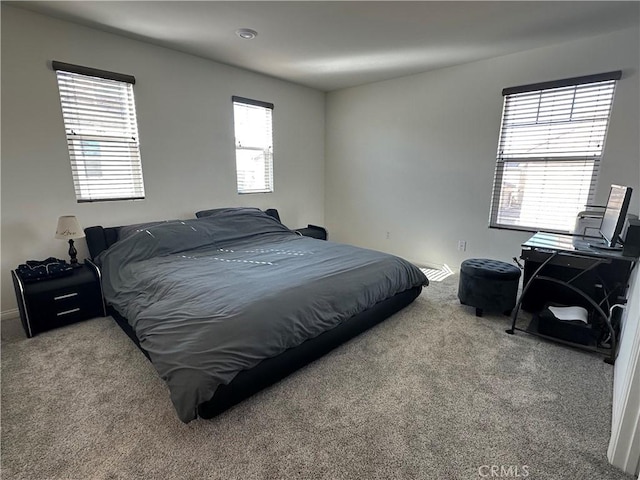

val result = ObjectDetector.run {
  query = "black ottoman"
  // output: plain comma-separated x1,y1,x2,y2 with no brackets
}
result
458,258,521,317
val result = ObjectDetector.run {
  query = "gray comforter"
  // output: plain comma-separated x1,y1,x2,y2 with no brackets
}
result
97,208,428,422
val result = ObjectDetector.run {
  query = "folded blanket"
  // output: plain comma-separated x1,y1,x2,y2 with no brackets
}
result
16,257,74,282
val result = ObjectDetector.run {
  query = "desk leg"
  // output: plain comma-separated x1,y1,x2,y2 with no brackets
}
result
506,252,559,335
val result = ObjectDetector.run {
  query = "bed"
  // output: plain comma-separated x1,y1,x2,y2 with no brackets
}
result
86,208,428,423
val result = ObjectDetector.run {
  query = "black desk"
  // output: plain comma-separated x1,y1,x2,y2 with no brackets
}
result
507,232,637,364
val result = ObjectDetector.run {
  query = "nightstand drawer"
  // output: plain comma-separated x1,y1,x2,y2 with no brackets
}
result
52,291,82,312
27,293,100,320
47,304,95,326
29,283,100,313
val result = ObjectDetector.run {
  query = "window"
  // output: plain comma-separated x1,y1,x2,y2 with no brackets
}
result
489,71,621,233
232,96,274,194
53,61,145,202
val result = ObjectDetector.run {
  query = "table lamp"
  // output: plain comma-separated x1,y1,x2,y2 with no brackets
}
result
55,215,85,268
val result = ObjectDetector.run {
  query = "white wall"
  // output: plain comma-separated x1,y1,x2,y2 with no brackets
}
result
325,27,640,269
324,26,640,474
609,265,640,475
1,6,326,312
608,163,640,475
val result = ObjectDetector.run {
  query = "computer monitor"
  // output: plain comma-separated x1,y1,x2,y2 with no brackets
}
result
599,185,633,248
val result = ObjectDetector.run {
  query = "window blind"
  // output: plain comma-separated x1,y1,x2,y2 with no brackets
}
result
232,96,274,194
54,64,145,202
489,74,619,233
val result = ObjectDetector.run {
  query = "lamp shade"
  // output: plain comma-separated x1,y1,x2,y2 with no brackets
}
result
55,215,85,239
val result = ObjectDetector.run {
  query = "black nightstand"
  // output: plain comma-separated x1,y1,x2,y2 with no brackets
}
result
11,262,106,338
295,224,328,240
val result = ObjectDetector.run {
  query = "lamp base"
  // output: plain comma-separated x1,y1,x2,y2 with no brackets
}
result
67,239,82,268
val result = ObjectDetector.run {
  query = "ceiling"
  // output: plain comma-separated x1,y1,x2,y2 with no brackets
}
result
10,1,640,91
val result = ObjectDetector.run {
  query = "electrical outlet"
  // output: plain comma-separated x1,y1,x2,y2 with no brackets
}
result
386,231,391,240
457,240,467,251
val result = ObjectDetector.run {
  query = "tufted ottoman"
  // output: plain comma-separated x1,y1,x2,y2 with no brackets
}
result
458,258,521,317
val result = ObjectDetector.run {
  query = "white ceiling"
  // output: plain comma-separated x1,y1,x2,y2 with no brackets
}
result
10,1,640,91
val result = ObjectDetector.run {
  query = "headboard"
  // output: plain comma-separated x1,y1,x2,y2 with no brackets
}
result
84,226,122,260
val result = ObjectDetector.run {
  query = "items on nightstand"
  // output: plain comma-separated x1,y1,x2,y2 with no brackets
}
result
15,257,73,282
295,224,328,240
264,208,328,240
11,262,105,338
55,215,85,268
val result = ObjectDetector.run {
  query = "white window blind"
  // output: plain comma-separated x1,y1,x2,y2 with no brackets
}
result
489,72,620,233
54,62,145,202
232,96,274,194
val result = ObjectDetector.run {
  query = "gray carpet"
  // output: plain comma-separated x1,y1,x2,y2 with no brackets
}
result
1,275,633,480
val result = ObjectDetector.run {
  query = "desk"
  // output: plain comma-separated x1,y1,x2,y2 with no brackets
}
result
507,232,637,364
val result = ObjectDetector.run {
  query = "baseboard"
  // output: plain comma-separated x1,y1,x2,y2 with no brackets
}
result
1,309,20,321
